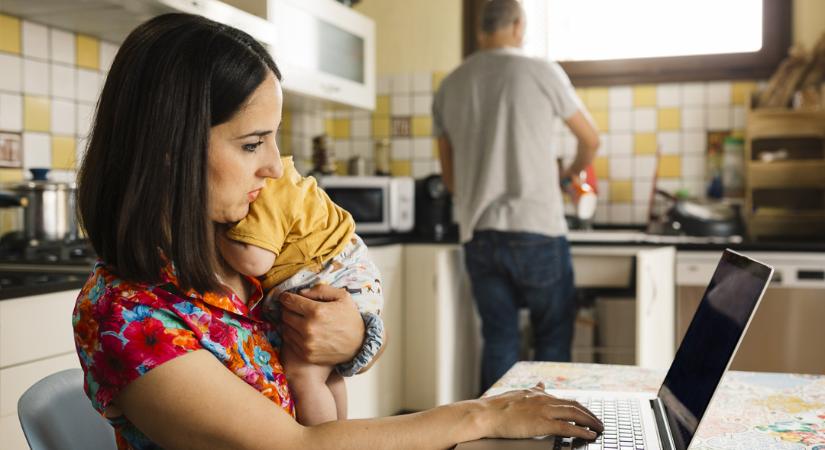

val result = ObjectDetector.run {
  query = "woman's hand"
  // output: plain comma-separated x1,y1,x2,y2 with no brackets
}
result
279,284,364,366
479,383,604,440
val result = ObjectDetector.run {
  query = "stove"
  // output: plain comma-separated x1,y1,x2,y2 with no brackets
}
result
0,231,96,265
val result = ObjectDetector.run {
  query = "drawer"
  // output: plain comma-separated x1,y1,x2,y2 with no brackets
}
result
1,412,29,450
0,290,78,367
0,352,80,416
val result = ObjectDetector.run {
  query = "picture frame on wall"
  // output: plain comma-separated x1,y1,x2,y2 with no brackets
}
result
0,133,22,168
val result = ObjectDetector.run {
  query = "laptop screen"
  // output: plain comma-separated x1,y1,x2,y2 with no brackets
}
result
657,250,772,450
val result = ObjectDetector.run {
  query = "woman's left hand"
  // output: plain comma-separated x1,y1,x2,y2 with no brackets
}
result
279,284,364,365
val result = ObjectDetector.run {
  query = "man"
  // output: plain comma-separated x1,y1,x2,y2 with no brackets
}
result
432,0,600,392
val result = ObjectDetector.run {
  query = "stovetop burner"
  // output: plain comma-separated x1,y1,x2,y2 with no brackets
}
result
0,231,96,265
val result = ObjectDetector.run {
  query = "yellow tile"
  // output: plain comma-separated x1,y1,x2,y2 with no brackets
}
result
411,116,432,136
633,85,656,107
332,119,350,139
634,132,657,154
593,156,609,179
732,81,757,105
324,118,335,136
76,34,100,70
432,138,439,158
390,160,411,176
335,163,348,176
585,88,609,110
373,117,390,138
0,14,21,54
657,108,681,131
278,135,292,155
590,110,609,132
375,95,390,116
658,155,681,178
280,109,292,132
0,168,24,183
51,136,76,169
432,71,446,91
24,96,50,132
610,181,633,203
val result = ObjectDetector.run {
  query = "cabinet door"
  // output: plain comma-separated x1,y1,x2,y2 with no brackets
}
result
0,290,79,368
635,246,676,369
346,244,403,419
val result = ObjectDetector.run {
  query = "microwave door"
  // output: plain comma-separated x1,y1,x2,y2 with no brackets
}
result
324,186,390,233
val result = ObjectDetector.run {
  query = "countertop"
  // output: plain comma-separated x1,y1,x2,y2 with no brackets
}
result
485,361,825,449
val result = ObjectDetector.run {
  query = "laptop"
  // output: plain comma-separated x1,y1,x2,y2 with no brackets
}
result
458,249,773,450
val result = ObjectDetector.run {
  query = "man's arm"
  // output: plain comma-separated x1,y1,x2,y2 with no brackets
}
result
561,110,600,180
437,135,455,194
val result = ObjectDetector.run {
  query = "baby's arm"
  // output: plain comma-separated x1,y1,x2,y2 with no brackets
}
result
217,232,276,277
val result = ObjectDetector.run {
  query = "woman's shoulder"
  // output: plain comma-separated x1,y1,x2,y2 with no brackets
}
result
76,261,168,309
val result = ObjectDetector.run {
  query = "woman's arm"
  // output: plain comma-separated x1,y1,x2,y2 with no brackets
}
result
115,350,602,450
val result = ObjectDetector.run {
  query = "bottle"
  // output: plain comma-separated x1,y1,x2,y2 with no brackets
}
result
311,134,335,175
562,170,598,221
374,138,391,176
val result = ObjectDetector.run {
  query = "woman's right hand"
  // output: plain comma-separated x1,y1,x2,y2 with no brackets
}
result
479,383,604,440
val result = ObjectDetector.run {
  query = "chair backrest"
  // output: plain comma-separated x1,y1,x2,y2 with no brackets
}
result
17,368,117,450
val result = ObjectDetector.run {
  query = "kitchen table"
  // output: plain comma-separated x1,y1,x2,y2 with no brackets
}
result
483,362,825,449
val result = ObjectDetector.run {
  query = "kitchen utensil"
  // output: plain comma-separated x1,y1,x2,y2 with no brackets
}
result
649,189,743,237
0,168,79,243
347,156,367,176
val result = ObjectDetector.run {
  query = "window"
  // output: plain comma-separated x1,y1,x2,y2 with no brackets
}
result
463,0,791,86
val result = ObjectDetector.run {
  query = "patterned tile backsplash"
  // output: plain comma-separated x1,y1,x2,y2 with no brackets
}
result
0,13,762,229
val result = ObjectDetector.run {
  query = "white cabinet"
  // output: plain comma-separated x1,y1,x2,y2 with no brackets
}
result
346,244,404,419
402,245,480,411
0,290,81,450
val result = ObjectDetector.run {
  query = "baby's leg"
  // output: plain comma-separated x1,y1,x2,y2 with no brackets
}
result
327,371,347,420
281,344,338,425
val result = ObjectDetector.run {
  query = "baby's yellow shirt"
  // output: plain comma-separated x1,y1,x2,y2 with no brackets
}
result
226,157,355,290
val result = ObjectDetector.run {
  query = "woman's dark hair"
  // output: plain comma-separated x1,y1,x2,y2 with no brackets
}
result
77,13,281,292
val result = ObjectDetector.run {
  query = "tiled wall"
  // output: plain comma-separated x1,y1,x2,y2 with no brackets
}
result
0,14,116,184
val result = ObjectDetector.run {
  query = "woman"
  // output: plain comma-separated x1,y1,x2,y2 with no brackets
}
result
73,13,603,449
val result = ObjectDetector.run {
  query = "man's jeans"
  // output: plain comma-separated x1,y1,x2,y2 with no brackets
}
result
463,230,575,392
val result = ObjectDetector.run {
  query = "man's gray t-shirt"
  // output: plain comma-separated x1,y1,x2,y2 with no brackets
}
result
432,47,582,243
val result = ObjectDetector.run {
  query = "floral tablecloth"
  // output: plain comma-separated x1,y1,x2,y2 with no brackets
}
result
488,362,825,450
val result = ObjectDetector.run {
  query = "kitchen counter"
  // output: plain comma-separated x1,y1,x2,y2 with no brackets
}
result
485,361,825,449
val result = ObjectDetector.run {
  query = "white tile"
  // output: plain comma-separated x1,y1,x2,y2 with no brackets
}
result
49,28,75,65
707,106,732,131
48,169,76,183
412,137,432,159
732,105,746,129
633,108,656,132
50,64,76,99
377,75,391,95
332,110,350,119
352,139,372,158
412,72,431,93
77,69,101,103
706,81,732,106
594,203,609,223
351,117,370,138
412,93,432,115
0,54,22,91
656,83,680,107
99,41,118,72
608,155,632,180
23,59,49,96
76,103,94,137
390,74,411,94
22,21,49,60
682,131,707,155
390,95,411,116
681,107,705,130
391,138,412,159
22,132,51,168
633,203,650,224
681,82,706,106
633,181,653,203
657,131,680,154
682,155,705,179
609,132,633,156
609,109,632,132
431,159,441,174
597,133,609,156
597,180,610,199
333,139,351,159
75,136,89,166
608,86,632,109
412,159,432,178
50,98,76,135
683,180,705,198
657,179,681,194
609,204,632,223
634,155,657,180
0,93,23,132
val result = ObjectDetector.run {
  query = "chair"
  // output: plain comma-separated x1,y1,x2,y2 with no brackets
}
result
17,368,117,450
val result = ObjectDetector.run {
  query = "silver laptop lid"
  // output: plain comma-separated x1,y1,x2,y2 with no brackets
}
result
657,249,773,450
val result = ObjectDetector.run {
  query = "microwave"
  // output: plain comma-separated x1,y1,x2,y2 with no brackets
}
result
319,176,414,234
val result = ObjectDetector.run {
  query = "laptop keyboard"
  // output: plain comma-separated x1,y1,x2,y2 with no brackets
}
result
553,398,646,450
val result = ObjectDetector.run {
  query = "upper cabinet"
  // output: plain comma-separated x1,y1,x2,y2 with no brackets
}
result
0,0,375,110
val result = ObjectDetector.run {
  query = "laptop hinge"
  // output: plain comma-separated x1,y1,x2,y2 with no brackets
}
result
650,398,677,450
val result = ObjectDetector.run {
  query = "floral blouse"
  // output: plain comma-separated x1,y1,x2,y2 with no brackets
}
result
73,261,294,449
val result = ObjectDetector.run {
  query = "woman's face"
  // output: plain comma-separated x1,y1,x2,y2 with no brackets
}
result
207,72,284,224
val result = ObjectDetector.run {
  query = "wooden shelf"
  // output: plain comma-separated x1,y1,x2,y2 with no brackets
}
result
747,161,825,189
746,109,825,139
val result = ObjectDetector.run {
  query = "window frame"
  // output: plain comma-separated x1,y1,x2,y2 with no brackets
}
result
462,0,791,86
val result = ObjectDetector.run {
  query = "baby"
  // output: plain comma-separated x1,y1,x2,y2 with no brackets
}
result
218,156,384,425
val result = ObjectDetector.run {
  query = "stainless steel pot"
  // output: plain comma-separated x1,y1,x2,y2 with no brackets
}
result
0,179,79,243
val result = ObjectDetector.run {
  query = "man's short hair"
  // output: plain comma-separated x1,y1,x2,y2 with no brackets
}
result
479,0,524,35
